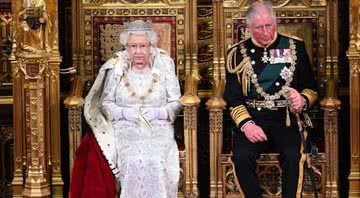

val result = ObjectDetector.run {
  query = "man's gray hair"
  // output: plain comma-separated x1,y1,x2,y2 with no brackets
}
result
120,20,158,47
246,1,276,25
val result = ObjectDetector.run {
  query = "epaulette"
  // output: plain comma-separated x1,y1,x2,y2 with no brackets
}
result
283,34,304,41
226,38,250,74
228,38,250,51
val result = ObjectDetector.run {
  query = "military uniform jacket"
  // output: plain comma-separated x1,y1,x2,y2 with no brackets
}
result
224,33,318,129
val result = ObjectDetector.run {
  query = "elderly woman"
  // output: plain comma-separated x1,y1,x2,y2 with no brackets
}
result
70,20,182,198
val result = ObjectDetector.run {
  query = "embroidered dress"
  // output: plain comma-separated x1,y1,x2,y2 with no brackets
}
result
84,48,181,198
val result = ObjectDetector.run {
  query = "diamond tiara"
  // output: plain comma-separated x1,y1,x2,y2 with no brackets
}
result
124,20,153,32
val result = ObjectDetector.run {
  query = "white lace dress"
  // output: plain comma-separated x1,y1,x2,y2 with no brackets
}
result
100,51,181,198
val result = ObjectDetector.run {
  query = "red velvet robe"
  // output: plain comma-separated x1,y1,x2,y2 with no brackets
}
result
68,132,116,198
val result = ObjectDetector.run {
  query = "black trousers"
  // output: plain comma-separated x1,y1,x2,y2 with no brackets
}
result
232,110,303,198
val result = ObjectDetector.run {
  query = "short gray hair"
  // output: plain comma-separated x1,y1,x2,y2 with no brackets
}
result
119,20,158,47
246,1,276,25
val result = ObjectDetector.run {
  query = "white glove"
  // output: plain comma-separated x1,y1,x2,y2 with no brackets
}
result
111,107,123,121
141,107,168,122
122,108,140,122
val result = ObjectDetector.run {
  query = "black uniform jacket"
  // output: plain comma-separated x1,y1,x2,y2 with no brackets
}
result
224,33,318,129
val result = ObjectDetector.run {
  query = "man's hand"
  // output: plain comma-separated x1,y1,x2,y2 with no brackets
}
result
242,122,267,143
287,87,306,113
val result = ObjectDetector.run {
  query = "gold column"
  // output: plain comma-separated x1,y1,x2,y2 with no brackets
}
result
72,0,85,78
18,53,51,197
11,0,63,196
320,80,341,198
347,0,360,197
10,1,25,196
322,0,341,197
64,77,84,179
180,77,200,197
208,0,226,197
47,1,64,193
49,56,64,197
207,81,226,198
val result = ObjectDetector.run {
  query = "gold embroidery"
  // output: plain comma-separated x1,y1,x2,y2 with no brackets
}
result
230,105,252,127
301,89,318,107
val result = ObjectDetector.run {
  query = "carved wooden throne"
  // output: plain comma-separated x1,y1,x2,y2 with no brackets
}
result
63,0,198,197
208,0,341,197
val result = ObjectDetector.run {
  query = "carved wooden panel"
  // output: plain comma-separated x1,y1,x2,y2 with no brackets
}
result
198,6,214,91
83,0,179,4
0,9,12,93
221,153,326,197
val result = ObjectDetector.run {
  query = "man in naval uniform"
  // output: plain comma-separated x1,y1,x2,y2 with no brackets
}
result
224,1,318,198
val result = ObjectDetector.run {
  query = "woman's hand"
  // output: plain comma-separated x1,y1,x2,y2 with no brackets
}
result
122,108,139,122
141,107,168,121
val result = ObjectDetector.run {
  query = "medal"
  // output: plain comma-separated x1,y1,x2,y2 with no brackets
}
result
262,48,269,63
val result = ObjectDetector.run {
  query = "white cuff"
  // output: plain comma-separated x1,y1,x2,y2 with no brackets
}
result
240,120,255,132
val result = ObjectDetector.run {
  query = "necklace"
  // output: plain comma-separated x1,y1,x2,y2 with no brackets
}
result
122,72,159,104
240,39,296,109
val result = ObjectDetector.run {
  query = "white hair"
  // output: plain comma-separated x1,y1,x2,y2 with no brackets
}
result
119,20,158,47
119,31,158,47
246,1,276,25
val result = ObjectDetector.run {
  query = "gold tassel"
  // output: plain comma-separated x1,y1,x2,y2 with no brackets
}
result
286,106,291,127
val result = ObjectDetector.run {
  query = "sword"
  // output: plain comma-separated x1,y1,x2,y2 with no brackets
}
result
295,113,320,198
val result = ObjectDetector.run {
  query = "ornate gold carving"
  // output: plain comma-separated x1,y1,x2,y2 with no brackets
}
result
182,102,200,197
183,106,198,130
83,0,185,4
18,56,48,80
311,0,326,6
222,155,242,196
0,11,12,87
223,0,311,9
22,65,51,196
221,153,326,197
352,154,359,165
322,106,340,197
68,107,83,178
351,61,359,77
198,6,214,88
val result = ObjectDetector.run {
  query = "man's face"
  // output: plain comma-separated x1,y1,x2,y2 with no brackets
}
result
248,11,277,47
127,33,151,69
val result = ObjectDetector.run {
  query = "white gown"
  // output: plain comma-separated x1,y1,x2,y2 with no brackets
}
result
100,49,182,198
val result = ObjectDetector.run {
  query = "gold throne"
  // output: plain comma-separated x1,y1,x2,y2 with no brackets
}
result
63,0,199,197
208,0,340,197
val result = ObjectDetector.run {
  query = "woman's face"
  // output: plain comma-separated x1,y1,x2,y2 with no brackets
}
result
127,33,151,70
